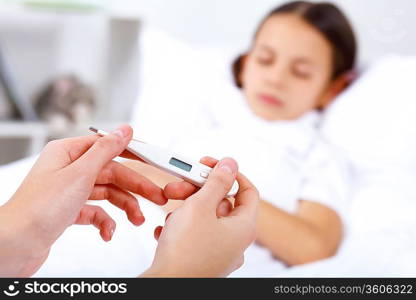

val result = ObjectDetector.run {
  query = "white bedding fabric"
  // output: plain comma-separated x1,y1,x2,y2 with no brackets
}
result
1,26,416,277
0,155,161,277
279,54,416,277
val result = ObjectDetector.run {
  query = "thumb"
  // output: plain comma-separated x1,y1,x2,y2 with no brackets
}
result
190,157,238,211
70,125,133,177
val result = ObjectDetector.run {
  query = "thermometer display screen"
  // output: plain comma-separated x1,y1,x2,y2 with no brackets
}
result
169,157,192,172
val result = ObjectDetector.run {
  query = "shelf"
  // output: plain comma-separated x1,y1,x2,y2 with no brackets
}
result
0,121,47,137
0,120,126,165
0,121,48,164
0,2,141,20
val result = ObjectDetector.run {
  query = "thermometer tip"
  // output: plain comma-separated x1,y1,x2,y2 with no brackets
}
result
89,126,98,133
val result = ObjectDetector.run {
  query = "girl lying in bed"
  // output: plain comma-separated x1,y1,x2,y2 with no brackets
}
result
126,0,357,276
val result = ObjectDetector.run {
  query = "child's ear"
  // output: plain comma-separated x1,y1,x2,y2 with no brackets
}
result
318,71,356,109
234,54,248,88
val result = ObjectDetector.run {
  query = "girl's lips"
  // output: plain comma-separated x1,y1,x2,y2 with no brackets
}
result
258,93,284,106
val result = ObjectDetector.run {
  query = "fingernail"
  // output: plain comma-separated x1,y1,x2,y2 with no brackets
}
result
110,228,115,237
218,201,229,216
112,125,128,138
135,214,145,226
216,158,238,175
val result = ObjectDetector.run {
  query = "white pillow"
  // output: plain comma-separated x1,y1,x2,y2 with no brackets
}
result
321,55,416,172
321,55,416,233
130,25,238,147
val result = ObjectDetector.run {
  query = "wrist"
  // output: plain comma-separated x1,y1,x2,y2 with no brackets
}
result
0,202,50,276
140,262,199,278
140,261,224,278
140,264,181,278
139,267,162,278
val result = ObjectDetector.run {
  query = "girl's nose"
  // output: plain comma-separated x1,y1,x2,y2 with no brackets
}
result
264,64,287,88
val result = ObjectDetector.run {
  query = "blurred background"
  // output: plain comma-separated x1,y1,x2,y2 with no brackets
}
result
0,0,415,165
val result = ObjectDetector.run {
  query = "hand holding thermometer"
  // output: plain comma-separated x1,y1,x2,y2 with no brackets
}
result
89,127,239,198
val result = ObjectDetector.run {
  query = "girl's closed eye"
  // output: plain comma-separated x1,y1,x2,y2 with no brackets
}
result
256,55,273,65
292,64,312,79
255,47,274,65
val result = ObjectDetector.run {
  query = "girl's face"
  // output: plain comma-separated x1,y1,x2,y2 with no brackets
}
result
241,13,334,121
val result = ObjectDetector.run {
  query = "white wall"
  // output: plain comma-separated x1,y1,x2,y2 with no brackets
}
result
110,0,416,63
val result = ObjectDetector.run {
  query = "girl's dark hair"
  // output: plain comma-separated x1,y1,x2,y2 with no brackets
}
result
232,1,357,88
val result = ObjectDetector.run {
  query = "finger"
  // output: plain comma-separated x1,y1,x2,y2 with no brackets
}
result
163,181,198,199
199,156,218,167
163,156,218,200
75,205,116,242
89,184,145,226
165,212,172,222
216,199,233,217
154,226,163,241
70,124,133,177
154,210,174,241
119,149,145,161
191,157,238,210
236,255,245,270
229,172,259,219
63,135,100,162
51,134,143,164
96,160,167,205
38,129,149,171
34,135,100,171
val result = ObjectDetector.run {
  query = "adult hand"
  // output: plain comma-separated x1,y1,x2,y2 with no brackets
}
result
0,125,167,277
142,157,259,277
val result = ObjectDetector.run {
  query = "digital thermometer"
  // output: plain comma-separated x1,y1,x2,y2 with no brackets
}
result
89,127,239,198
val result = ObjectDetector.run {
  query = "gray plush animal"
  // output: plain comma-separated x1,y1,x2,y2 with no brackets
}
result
34,74,96,135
